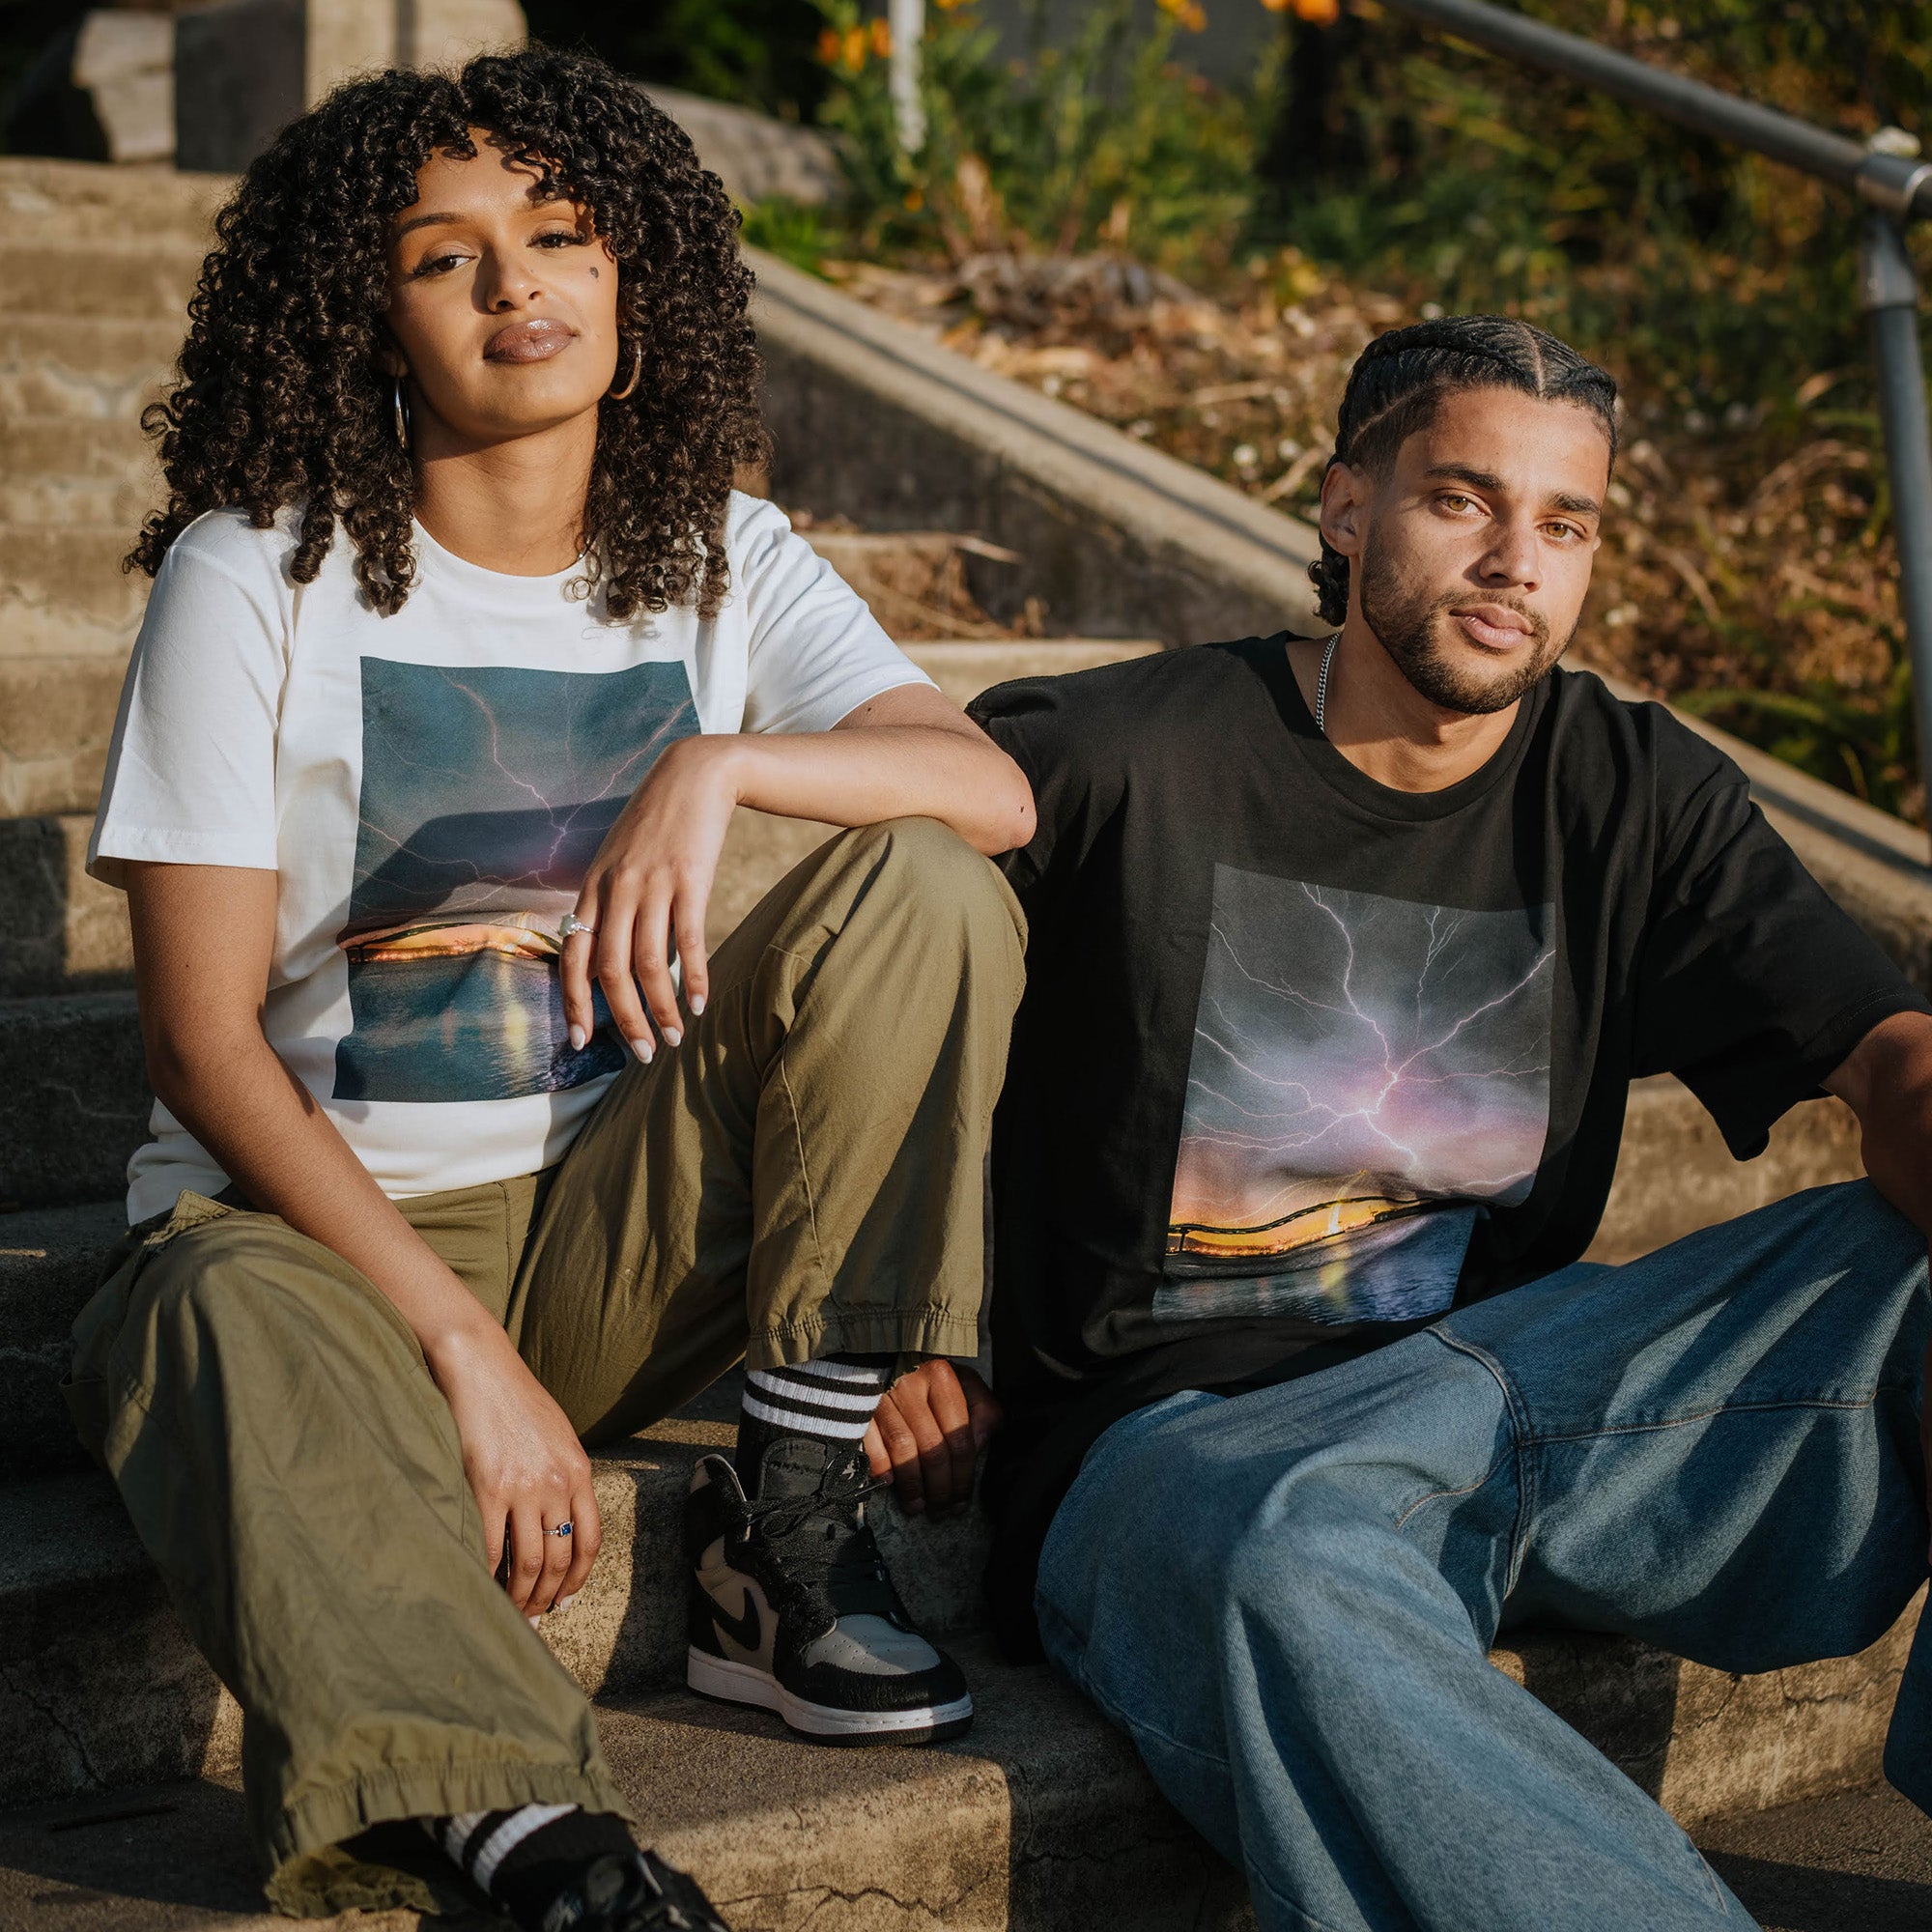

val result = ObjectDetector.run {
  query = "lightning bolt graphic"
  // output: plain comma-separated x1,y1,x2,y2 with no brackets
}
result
1170,871,1556,1239
343,661,699,938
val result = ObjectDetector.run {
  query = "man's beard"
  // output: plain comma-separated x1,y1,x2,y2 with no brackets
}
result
1356,530,1571,716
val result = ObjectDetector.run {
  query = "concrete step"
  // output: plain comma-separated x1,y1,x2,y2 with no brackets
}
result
0,1638,1252,1932
0,469,156,532
0,1200,123,1479
0,158,223,249
1587,1081,1861,1264
5,1726,1929,1932
0,651,132,821
0,1407,1917,1831
0,814,131,998
0,242,202,326
1696,1779,1932,1931
0,526,150,643
0,417,157,526
0,316,181,420
0,992,147,1214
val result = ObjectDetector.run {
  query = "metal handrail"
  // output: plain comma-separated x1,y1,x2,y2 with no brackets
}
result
1377,0,1932,820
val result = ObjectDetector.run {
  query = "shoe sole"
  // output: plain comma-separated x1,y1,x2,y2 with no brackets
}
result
686,1646,974,1745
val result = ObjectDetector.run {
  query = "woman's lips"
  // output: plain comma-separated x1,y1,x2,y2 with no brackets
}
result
1452,604,1536,650
484,319,576,362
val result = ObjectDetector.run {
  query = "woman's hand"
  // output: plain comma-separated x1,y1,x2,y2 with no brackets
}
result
560,735,742,1062
864,1360,1003,1516
426,1316,604,1621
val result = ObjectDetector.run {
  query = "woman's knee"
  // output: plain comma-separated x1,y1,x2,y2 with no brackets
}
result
844,816,1025,949
133,1214,408,1369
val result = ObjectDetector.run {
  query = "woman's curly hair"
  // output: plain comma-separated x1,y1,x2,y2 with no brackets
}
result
129,45,769,620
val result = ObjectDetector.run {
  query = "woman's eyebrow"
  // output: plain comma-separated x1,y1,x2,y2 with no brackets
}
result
394,211,463,238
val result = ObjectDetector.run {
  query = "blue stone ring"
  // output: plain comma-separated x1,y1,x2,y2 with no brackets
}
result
545,1521,574,1537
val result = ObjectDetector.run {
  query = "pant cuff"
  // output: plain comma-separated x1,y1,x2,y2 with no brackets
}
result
263,1759,632,1917
748,1312,983,1373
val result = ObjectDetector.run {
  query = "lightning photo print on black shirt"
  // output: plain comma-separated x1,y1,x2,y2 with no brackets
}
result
1159,866,1555,1324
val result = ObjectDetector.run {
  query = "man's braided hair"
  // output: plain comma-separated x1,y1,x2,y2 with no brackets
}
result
129,45,767,620
1310,316,1618,628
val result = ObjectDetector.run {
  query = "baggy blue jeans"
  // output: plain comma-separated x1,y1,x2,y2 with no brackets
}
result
1035,1181,1932,1932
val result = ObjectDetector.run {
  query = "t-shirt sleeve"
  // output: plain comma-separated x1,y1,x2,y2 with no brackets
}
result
87,532,286,886
968,666,1130,895
1632,743,1927,1157
734,497,935,735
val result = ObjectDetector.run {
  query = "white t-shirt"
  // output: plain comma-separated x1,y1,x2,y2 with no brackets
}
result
90,493,932,1224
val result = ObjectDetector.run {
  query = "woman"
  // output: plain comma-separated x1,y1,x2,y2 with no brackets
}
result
71,45,1031,1929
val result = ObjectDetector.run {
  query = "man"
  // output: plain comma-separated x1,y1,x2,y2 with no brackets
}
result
929,313,1932,1930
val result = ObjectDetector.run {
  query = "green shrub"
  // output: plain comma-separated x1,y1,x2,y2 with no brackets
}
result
1262,0,1930,409
805,0,1262,275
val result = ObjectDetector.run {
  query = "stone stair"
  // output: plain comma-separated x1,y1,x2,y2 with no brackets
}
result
0,155,1919,1927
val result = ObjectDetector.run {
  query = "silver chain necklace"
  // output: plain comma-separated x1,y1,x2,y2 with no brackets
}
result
1314,632,1340,737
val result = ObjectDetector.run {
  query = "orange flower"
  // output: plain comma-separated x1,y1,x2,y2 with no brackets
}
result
869,14,892,54
1292,0,1340,19
1179,1,1207,25
816,24,842,62
841,23,868,69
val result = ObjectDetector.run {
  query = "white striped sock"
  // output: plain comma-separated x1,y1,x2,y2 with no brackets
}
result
469,1804,576,1891
741,1359,890,1443
437,1810,488,1864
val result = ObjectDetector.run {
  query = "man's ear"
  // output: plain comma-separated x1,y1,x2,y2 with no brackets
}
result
1319,460,1370,559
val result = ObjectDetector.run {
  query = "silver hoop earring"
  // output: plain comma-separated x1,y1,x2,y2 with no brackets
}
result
391,374,412,451
606,341,642,403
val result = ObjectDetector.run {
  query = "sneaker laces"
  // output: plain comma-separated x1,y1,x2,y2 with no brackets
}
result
739,1456,899,1621
741,1454,887,1541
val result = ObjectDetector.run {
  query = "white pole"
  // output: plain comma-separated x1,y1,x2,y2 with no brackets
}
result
889,0,925,154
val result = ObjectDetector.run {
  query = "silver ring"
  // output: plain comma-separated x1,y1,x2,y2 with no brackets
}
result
545,1521,573,1538
557,914,595,942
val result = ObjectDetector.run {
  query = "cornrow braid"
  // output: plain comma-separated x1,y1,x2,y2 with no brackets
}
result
1309,315,1618,628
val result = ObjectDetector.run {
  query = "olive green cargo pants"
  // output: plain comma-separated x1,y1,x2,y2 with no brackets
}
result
63,820,1025,1916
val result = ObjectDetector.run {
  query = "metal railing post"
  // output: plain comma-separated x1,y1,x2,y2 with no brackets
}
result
890,0,926,154
1861,213,1932,803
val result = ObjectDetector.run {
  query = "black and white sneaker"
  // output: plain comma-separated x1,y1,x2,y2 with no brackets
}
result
542,1848,729,1932
683,1437,973,1744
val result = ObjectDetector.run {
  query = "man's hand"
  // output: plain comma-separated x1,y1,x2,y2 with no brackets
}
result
427,1317,604,1622
1826,1009,1932,1566
864,1360,1003,1515
560,735,740,1063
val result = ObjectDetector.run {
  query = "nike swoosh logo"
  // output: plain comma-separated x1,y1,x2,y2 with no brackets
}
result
711,1584,760,1655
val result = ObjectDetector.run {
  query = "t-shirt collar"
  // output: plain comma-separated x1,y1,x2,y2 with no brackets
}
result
410,517,593,610
1254,634,1549,824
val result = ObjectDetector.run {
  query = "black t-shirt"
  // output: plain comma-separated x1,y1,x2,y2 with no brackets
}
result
968,637,1924,1657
